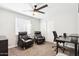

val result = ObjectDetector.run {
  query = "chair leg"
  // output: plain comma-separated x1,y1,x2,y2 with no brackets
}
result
52,45,57,51
24,47,25,50
63,49,64,53
52,43,65,53
52,46,56,48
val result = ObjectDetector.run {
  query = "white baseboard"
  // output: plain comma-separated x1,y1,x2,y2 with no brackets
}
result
8,45,17,49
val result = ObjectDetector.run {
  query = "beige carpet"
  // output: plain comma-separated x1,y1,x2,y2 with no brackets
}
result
8,42,73,56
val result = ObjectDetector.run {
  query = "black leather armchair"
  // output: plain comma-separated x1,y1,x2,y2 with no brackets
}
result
34,31,45,44
17,32,34,49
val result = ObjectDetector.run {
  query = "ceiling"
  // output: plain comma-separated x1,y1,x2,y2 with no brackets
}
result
0,3,48,19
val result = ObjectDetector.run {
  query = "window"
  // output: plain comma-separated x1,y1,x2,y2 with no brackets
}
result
15,16,31,35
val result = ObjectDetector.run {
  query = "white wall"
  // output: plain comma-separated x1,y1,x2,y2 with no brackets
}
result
0,7,40,48
78,14,79,34
40,3,78,42
0,8,16,48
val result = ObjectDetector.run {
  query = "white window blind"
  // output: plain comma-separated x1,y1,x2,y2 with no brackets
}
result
15,16,31,35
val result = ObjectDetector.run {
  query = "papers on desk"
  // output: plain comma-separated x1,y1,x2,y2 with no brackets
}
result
58,37,71,42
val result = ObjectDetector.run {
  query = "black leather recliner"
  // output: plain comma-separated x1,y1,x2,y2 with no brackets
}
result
17,32,34,49
34,31,45,44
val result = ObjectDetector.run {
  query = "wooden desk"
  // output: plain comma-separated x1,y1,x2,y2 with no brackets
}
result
56,35,79,56
0,36,8,56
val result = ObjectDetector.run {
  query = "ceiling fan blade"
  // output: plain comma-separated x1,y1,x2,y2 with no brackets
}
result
37,10,45,14
36,4,48,10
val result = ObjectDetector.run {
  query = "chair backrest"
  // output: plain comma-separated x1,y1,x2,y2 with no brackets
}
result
34,31,42,37
52,31,58,41
18,32,28,40
63,33,67,38
19,32,27,36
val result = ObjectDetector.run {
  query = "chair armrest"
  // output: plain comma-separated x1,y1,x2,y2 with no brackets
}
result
21,38,25,42
59,35,62,37
42,36,45,37
21,38,32,42
25,39,32,42
42,36,45,39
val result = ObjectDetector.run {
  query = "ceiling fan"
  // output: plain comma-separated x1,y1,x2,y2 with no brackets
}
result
33,4,48,14
24,4,48,15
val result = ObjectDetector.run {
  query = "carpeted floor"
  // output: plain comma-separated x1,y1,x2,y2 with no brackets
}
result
8,42,74,56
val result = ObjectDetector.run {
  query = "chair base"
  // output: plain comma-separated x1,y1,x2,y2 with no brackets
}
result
35,42,44,44
18,41,34,49
56,52,67,56
35,40,45,45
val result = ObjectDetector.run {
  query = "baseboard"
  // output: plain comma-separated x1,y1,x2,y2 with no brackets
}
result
8,45,17,49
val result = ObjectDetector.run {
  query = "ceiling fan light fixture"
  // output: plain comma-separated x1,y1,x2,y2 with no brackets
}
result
33,11,38,16
23,4,48,15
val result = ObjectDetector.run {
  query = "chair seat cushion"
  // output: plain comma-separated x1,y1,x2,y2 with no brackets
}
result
22,35,28,40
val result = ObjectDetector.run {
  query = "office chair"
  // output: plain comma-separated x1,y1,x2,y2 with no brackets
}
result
52,31,65,52
63,33,67,38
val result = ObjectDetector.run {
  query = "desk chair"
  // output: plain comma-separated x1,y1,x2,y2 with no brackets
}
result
52,31,65,53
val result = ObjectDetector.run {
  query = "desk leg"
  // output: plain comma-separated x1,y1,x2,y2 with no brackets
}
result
63,42,65,53
56,42,58,54
75,43,77,56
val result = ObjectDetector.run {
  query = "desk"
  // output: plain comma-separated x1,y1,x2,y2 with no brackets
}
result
56,34,79,56
69,34,79,56
0,36,8,56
